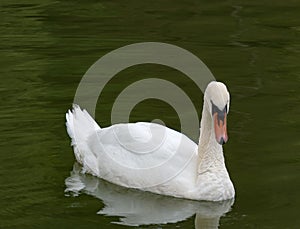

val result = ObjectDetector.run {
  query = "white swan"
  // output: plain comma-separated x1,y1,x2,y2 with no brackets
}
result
66,81,235,201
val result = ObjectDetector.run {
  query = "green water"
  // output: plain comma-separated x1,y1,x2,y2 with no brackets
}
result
0,0,299,228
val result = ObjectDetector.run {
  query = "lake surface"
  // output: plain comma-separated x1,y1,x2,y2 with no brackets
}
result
0,0,299,228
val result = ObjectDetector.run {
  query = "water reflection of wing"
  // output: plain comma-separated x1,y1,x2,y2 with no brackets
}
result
65,163,234,227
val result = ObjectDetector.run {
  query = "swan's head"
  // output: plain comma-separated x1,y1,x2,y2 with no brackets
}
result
204,81,230,145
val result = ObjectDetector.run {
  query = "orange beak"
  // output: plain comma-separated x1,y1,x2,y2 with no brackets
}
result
213,112,228,145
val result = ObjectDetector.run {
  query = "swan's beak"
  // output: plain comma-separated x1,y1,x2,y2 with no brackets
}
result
213,111,228,145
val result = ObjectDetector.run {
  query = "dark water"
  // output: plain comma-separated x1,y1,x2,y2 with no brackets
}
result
0,0,299,228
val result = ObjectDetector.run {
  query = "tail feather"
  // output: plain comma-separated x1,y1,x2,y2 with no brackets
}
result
66,104,101,175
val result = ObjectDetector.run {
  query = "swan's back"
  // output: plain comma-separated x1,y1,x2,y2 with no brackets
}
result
66,106,198,192
87,122,198,189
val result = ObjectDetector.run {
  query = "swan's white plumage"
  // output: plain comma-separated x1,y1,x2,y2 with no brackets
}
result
66,81,235,201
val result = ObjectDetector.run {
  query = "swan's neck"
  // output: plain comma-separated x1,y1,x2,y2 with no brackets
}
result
197,101,225,174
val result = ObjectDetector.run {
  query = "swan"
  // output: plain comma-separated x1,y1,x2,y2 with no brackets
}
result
66,81,235,201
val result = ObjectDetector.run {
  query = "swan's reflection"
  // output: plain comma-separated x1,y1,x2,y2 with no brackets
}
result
65,163,234,228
